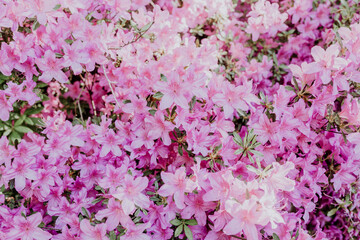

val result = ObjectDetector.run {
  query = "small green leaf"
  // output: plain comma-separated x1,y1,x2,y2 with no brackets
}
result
272,233,280,240
25,106,44,116
327,208,338,217
185,219,198,226
160,74,167,82
65,39,74,44
184,225,193,240
178,145,183,156
109,231,116,240
30,117,45,126
149,109,156,116
140,22,152,32
55,53,63,58
153,91,164,99
24,118,34,125
3,129,11,137
92,197,103,204
285,86,295,92
14,115,27,126
233,132,243,146
32,21,40,31
234,148,243,155
170,219,182,226
53,4,61,10
81,207,90,218
14,126,33,133
9,131,21,142
174,225,183,237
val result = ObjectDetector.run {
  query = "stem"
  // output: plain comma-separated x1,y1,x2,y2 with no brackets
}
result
108,19,155,50
102,65,122,109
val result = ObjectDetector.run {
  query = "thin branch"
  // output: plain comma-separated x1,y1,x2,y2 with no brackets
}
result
102,64,122,109
108,19,155,50
74,85,85,121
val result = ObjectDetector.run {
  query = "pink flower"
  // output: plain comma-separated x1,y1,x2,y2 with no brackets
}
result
181,192,217,226
158,167,196,209
6,213,52,240
80,219,107,240
213,81,259,119
303,45,348,84
265,162,295,192
63,40,89,75
6,158,37,191
122,222,150,240
155,71,190,110
95,129,123,157
0,91,13,121
144,111,173,146
95,198,131,231
36,50,68,83
223,197,266,239
112,175,150,215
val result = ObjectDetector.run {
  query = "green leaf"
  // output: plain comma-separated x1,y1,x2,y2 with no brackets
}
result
92,197,103,204
25,106,44,116
53,4,61,10
14,126,32,133
35,82,48,88
327,208,338,217
9,131,21,142
153,91,164,99
15,115,27,126
3,129,11,137
184,225,193,240
81,207,90,218
178,144,183,156
170,219,182,226
249,150,264,157
232,132,243,146
149,109,156,116
109,231,116,240
65,39,74,44
30,117,45,126
285,86,295,92
234,149,243,155
272,233,280,240
174,225,183,237
55,53,63,58
185,219,198,226
140,22,153,32
160,74,167,82
24,118,34,125
32,21,40,31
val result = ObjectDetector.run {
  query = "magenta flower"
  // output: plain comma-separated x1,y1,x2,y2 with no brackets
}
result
95,129,123,157
6,213,52,240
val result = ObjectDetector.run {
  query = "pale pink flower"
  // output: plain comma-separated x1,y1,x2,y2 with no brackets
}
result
7,213,52,240
158,167,196,209
112,175,150,215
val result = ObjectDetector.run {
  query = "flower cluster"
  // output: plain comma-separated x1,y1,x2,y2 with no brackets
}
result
0,0,360,239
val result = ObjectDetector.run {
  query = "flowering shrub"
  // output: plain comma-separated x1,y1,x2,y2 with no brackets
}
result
0,0,360,239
